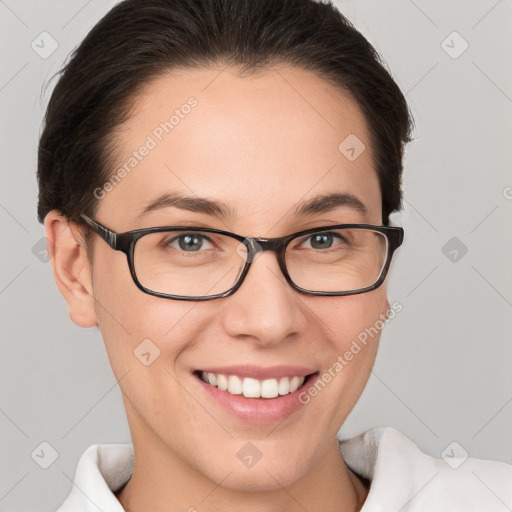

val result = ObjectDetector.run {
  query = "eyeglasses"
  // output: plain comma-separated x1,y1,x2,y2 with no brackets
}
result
80,213,404,301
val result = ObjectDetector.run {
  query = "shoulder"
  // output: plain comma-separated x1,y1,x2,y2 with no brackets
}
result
339,426,512,511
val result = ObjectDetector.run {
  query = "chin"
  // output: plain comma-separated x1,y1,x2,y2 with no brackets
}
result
199,443,311,492
217,464,303,492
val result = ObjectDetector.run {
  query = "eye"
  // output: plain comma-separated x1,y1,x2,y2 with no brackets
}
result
299,231,349,250
164,232,215,252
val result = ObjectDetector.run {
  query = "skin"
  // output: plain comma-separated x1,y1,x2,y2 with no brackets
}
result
45,65,395,512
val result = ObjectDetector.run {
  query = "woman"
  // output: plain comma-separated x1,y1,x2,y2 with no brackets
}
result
37,0,512,510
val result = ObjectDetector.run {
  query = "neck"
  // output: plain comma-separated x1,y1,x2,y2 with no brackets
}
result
116,428,369,512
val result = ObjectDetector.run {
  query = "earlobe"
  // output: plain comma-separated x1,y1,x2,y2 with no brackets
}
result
44,211,98,328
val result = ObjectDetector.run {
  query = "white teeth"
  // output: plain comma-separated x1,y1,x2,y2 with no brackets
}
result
227,375,243,394
260,378,279,398
217,373,228,391
199,371,306,399
278,377,290,395
289,376,301,393
242,377,260,398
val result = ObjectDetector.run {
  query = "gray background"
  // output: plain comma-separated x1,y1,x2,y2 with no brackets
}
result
1,0,511,510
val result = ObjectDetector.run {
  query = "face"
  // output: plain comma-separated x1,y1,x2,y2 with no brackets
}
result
63,65,392,490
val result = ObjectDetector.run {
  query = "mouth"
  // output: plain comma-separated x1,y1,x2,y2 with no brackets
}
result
193,369,318,399
192,364,320,423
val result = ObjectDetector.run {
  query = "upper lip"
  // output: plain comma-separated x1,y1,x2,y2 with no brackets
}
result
195,365,318,380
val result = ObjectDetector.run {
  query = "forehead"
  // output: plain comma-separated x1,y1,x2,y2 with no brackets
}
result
98,65,382,231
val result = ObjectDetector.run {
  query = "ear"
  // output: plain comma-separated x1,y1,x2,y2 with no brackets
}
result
44,210,98,328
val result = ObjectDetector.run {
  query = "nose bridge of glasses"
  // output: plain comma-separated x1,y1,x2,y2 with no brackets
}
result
242,236,286,263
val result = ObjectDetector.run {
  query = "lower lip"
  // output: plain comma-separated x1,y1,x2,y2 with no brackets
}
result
194,372,319,424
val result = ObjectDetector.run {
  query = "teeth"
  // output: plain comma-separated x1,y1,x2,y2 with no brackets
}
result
217,373,228,391
242,377,260,398
228,375,243,394
278,377,290,395
260,378,279,398
200,371,305,399
289,376,301,393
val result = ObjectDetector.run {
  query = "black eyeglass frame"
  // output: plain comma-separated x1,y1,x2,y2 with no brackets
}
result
80,213,404,301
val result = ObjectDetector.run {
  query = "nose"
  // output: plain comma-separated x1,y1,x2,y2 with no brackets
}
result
220,250,307,348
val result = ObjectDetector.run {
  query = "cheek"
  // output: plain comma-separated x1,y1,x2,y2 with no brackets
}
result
305,288,388,410
90,247,201,375
90,262,206,436
318,287,388,352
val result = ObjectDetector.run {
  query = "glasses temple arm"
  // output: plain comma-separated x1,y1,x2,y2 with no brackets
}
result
79,213,118,248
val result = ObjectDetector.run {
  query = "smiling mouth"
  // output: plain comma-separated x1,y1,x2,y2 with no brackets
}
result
193,370,317,399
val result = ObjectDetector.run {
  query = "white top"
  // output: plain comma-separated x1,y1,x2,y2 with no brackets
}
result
56,426,512,511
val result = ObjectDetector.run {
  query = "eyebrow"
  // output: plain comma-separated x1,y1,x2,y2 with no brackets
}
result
294,192,367,217
136,192,238,220
136,191,367,220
